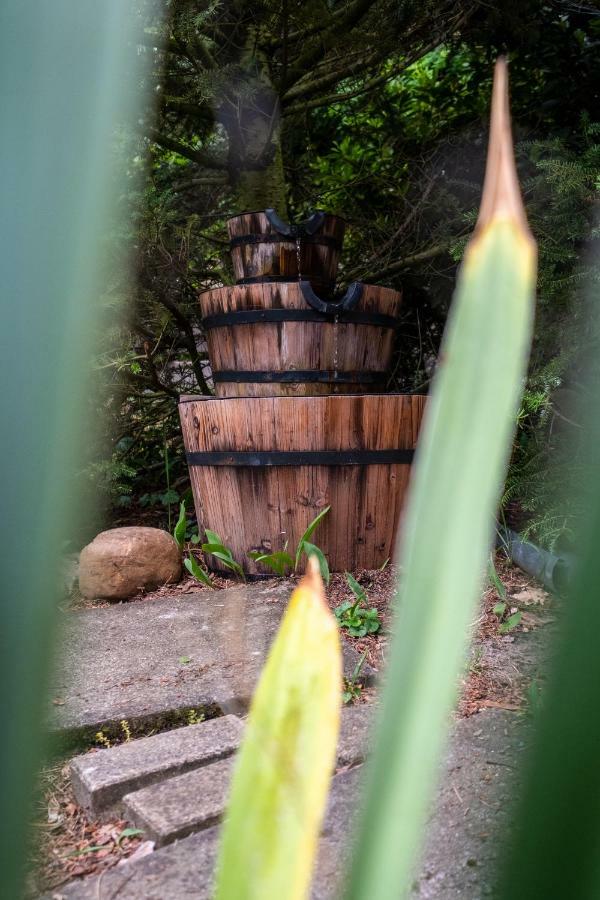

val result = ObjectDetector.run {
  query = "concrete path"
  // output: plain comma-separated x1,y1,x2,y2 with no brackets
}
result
49,708,528,899
50,583,374,734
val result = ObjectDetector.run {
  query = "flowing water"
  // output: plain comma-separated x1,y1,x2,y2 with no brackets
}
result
332,313,339,390
295,236,302,281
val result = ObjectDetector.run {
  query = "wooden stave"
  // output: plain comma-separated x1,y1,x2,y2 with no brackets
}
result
199,281,402,398
178,393,425,574
227,211,345,289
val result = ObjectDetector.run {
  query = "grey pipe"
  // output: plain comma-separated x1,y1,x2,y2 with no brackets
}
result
496,527,575,595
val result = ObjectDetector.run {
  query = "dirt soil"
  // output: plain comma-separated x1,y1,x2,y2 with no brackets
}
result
35,553,555,896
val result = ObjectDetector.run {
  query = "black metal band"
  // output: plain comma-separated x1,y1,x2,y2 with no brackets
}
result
202,308,398,329
212,370,384,384
230,233,341,250
186,449,415,467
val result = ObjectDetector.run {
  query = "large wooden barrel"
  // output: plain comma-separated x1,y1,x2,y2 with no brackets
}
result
179,393,425,574
227,210,345,294
199,281,401,397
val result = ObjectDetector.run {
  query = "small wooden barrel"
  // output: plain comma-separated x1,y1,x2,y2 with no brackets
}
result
199,281,401,397
227,211,345,294
179,393,425,574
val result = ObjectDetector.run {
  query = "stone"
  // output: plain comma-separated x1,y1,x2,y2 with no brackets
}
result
78,527,182,601
69,715,243,819
116,704,373,847
336,704,374,767
49,582,375,733
124,757,235,846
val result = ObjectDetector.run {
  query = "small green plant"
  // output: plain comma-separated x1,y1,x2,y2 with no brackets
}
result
187,708,205,726
334,573,381,637
248,506,331,583
202,529,246,580
184,553,214,587
492,601,522,634
488,553,507,602
173,500,187,551
342,651,368,704
120,719,132,742
95,730,111,750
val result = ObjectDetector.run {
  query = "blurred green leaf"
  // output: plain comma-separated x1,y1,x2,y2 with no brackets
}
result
347,61,536,900
215,563,341,899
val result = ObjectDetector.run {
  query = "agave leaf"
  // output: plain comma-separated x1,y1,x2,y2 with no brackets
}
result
347,58,536,900
215,558,341,900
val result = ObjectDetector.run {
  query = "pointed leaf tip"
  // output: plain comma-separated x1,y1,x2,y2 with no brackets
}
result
304,553,325,597
475,57,533,242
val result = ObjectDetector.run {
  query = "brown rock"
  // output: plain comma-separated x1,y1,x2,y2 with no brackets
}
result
79,527,182,600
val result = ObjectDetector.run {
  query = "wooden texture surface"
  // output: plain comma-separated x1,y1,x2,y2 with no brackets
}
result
227,211,345,293
199,281,402,397
179,394,425,574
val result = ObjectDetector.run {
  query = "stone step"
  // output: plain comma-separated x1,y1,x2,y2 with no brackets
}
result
50,583,376,733
70,715,244,819
50,710,528,900
124,757,234,846
121,705,374,847
50,767,362,900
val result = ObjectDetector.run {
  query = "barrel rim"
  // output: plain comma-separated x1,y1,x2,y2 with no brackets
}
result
197,280,402,300
177,391,427,405
226,209,347,226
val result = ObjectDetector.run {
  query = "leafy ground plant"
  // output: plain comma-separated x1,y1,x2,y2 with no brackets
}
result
493,601,522,634
488,553,521,633
335,573,381,637
173,501,214,586
342,651,368,704
202,529,245,580
248,506,331,583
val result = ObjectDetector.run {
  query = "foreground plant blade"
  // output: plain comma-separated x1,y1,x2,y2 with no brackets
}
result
215,558,342,900
347,59,537,900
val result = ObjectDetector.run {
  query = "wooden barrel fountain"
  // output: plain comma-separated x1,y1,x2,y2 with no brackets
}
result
199,280,401,397
227,209,345,295
179,393,425,574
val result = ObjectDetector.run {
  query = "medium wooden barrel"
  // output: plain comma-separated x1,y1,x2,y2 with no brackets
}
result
199,281,401,397
227,210,345,294
179,393,425,574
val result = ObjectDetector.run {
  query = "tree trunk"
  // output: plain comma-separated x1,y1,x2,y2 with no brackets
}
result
218,39,288,214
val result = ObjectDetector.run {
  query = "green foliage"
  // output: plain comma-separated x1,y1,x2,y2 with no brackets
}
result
184,553,214,587
249,506,331,583
202,530,245,580
347,63,537,893
335,574,381,638
247,549,295,577
215,565,341,899
487,554,507,602
492,602,522,635
294,506,331,570
173,500,187,550
342,651,368,705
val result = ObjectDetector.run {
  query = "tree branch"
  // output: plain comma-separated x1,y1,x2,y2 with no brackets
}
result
146,128,227,170
358,243,454,283
282,47,383,103
155,294,212,395
283,0,376,88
